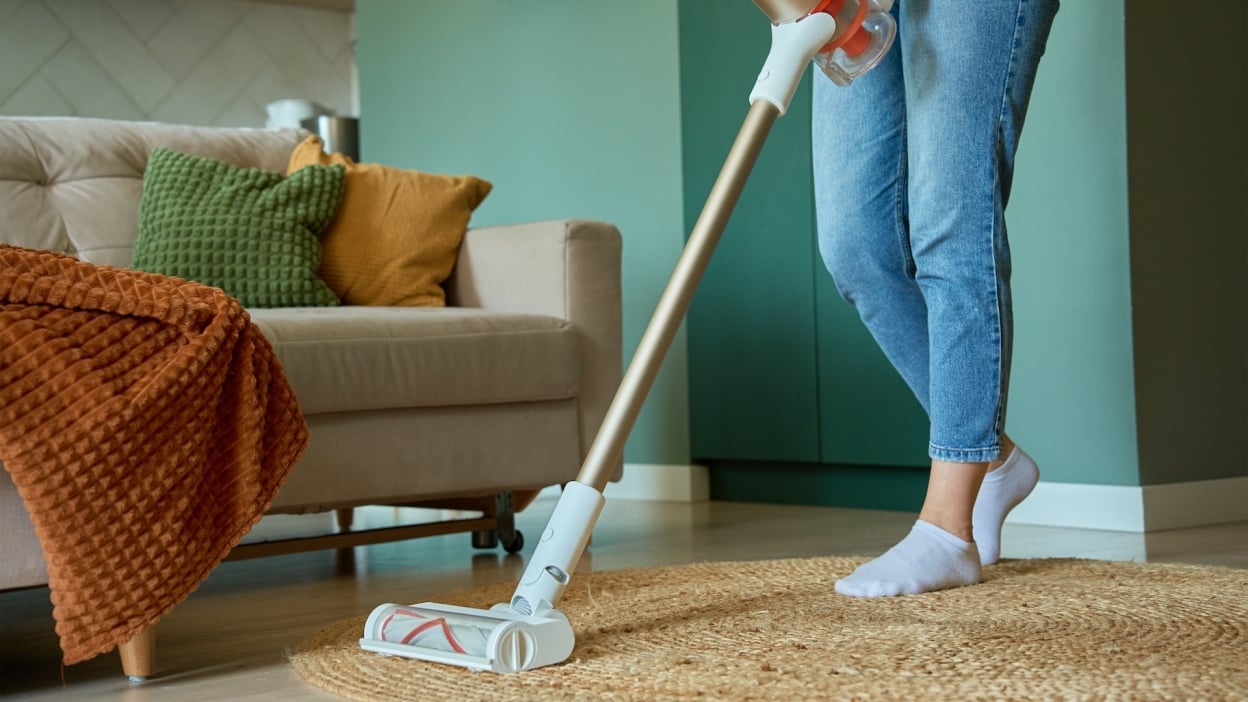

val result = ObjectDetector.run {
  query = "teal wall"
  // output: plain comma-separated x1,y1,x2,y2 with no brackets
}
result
1006,0,1140,485
1010,0,1247,486
354,1,1245,494
681,1,1145,492
678,0,931,514
682,0,1248,493
680,0,822,464
355,0,690,465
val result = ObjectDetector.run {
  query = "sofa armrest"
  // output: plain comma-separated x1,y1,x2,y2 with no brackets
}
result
446,219,623,474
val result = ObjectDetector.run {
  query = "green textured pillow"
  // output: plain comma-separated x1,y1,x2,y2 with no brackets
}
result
133,147,345,308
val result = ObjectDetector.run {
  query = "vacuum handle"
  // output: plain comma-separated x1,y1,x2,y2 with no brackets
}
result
573,14,837,493
575,99,780,494
511,12,845,619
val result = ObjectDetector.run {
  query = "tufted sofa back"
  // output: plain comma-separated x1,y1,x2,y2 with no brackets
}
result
0,117,307,269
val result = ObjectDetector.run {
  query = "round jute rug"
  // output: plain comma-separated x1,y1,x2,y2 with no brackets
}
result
291,557,1248,701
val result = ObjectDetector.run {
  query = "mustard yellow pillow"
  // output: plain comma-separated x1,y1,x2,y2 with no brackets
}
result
286,135,492,306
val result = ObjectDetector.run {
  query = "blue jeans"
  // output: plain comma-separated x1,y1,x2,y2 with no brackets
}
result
812,0,1058,463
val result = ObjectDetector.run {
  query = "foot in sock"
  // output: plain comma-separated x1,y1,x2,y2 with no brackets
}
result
973,446,1039,566
835,520,981,598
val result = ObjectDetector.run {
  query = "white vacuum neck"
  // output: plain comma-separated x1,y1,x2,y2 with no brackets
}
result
752,0,824,24
748,12,839,114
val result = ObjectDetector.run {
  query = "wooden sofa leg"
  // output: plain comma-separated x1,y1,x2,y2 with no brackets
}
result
119,624,156,682
336,507,354,531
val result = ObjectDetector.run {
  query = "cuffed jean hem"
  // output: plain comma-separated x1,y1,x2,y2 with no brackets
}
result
929,443,1003,464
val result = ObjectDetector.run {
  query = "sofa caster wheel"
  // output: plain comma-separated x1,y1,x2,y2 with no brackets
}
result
502,530,524,554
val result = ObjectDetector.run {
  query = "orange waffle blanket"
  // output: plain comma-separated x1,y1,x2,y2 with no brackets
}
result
0,245,308,665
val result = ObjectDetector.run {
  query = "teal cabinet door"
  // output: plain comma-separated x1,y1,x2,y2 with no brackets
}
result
684,144,824,461
681,0,927,469
681,0,821,463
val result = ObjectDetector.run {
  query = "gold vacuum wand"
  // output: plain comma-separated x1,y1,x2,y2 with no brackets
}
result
359,0,899,674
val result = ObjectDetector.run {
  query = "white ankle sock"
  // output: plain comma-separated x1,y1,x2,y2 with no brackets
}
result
973,446,1039,566
835,520,981,598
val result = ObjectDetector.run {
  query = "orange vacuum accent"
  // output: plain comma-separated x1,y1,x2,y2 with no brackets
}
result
812,0,873,57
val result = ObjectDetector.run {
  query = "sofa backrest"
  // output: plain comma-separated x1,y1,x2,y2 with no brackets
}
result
0,117,307,269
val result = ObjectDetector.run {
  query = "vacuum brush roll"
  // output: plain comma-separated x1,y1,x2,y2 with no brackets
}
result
360,602,576,673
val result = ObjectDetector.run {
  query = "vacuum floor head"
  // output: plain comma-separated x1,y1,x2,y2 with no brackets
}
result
360,602,575,674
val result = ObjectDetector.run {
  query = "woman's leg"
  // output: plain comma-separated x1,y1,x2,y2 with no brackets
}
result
903,0,1057,464
812,16,931,412
814,9,985,599
834,0,1058,596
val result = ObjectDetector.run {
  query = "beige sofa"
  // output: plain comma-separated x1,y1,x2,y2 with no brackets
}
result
0,117,621,675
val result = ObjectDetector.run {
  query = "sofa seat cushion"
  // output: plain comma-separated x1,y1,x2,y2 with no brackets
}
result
248,306,580,415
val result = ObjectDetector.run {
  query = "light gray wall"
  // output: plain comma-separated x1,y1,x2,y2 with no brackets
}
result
0,0,355,126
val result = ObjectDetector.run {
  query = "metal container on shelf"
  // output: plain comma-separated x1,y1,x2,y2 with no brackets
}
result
301,115,360,161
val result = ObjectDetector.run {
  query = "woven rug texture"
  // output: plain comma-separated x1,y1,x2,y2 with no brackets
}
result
291,556,1248,701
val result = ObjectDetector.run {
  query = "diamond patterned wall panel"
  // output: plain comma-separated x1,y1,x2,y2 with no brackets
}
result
0,0,355,128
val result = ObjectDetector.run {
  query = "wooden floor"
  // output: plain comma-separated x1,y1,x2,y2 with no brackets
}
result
2,498,1245,701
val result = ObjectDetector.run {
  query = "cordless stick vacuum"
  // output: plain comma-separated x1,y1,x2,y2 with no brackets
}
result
359,0,897,674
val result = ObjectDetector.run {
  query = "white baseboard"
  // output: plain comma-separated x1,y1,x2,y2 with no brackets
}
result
1141,476,1248,531
538,463,710,502
539,469,1247,531
605,463,709,502
1007,482,1146,531
1007,476,1248,532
